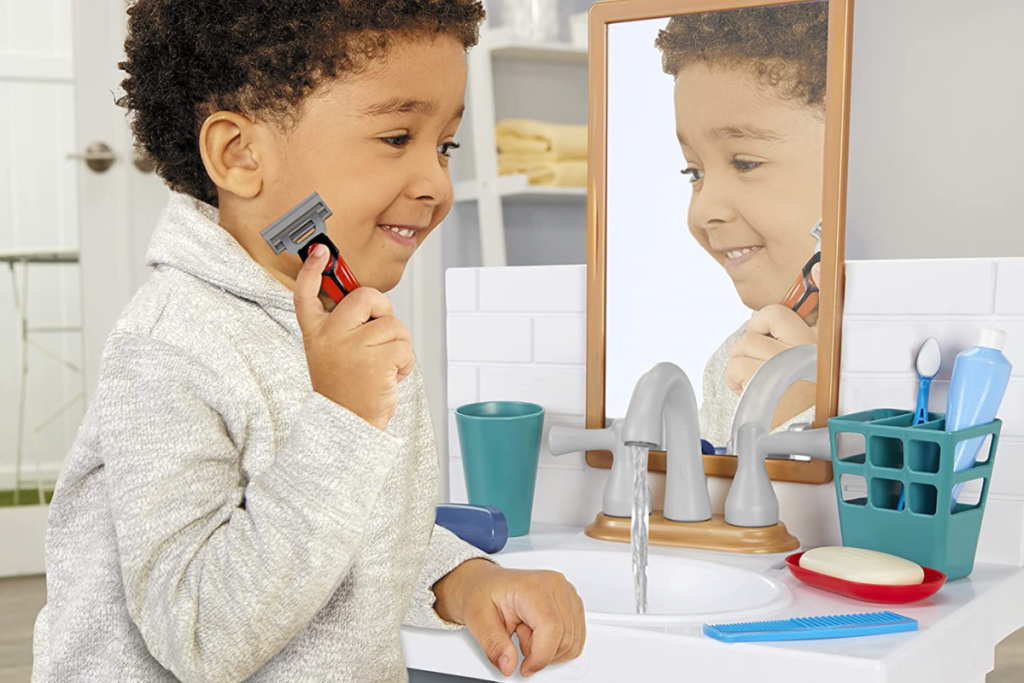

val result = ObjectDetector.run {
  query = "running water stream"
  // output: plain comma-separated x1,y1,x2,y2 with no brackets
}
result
631,444,650,614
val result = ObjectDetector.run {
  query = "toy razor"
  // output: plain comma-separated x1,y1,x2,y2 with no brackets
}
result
781,219,822,320
260,192,359,304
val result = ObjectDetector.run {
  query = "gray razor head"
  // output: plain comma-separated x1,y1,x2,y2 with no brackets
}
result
260,192,333,257
811,219,822,250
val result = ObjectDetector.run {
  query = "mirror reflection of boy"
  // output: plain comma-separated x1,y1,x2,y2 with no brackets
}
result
31,2,586,681
655,2,828,447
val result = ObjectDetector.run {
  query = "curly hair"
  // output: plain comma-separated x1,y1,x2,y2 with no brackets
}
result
117,0,486,205
655,1,828,111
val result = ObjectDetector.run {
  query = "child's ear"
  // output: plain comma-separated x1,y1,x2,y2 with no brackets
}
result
199,112,264,200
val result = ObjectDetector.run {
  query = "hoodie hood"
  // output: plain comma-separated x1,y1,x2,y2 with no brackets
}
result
146,193,303,332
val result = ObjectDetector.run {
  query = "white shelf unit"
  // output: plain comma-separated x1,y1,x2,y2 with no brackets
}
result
462,26,588,267
454,174,587,203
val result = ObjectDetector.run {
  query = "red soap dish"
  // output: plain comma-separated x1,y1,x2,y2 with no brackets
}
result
785,552,947,604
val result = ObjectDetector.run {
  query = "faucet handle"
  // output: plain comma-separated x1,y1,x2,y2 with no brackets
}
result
547,424,617,456
760,426,832,461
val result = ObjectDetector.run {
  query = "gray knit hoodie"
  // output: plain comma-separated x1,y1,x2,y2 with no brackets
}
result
31,193,489,682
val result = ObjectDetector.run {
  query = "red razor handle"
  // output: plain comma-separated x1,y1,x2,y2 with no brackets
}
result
781,251,821,320
298,235,360,304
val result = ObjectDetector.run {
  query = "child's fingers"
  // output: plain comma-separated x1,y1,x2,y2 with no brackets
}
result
810,262,822,289
330,287,394,331
396,354,417,383
357,315,410,347
294,244,330,335
747,305,814,345
725,356,762,396
465,606,519,677
730,332,789,362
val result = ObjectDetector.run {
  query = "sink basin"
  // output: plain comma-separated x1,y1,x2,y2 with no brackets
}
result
498,549,791,627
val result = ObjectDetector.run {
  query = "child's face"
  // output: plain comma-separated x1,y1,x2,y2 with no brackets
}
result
673,63,824,311
258,34,467,294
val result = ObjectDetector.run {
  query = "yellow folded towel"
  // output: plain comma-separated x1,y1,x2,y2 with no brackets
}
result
495,119,588,161
497,157,587,188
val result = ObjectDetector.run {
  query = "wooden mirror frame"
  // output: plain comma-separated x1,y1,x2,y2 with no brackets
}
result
585,0,854,484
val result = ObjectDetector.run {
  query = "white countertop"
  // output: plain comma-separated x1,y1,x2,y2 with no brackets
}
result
402,523,1024,683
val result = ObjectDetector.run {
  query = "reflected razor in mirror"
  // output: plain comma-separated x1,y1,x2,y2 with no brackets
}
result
781,220,822,320
260,192,360,304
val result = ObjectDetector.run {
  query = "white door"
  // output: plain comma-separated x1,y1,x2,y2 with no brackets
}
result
72,0,169,401
1,0,85,509
0,0,167,576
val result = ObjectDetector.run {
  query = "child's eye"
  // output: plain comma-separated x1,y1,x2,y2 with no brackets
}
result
680,167,705,184
382,134,412,148
438,141,461,158
731,158,764,172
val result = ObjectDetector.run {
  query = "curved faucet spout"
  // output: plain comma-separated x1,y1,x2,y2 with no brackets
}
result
622,362,712,522
725,344,818,528
729,344,818,451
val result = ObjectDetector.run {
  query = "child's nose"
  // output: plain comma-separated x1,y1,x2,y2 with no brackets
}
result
405,150,452,206
688,174,738,230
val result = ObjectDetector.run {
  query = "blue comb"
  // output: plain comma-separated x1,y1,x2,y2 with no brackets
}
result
703,611,918,643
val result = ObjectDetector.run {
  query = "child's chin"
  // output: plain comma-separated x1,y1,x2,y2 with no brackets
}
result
734,286,775,312
364,268,405,294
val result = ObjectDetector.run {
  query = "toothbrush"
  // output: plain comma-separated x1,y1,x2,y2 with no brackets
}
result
913,338,942,426
898,338,942,510
260,192,360,304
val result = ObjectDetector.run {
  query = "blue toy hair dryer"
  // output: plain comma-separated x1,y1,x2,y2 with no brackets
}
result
435,504,508,554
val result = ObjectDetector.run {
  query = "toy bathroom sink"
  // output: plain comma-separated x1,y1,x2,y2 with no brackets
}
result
498,549,791,627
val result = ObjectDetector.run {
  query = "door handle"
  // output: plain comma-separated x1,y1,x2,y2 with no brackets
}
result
67,142,116,173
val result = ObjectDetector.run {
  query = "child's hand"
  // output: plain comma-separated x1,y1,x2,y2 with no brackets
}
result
295,244,415,430
433,560,586,678
726,304,817,396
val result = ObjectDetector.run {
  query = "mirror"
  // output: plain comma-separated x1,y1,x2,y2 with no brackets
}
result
586,0,853,484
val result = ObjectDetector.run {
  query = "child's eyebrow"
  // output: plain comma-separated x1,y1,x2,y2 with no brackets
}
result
359,97,439,118
707,124,784,143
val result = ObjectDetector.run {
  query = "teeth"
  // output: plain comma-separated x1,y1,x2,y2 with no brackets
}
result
384,226,416,238
726,247,760,259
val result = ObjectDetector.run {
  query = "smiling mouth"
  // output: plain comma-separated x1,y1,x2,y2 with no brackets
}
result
377,223,426,249
380,225,418,238
717,245,764,271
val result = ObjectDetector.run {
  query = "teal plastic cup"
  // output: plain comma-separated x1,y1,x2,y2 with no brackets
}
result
455,401,544,537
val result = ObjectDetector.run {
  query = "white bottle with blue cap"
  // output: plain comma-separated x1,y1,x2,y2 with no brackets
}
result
946,327,1012,511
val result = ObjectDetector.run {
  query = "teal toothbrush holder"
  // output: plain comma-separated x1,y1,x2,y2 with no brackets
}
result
828,409,1002,580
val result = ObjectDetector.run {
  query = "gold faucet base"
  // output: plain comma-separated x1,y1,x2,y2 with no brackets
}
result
584,511,800,554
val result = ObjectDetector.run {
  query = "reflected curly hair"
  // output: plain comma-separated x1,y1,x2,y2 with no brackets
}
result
117,0,486,206
655,2,828,111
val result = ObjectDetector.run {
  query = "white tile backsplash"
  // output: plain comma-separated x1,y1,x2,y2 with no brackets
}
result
479,366,586,415
447,365,478,410
478,265,586,313
990,440,1024,498
444,268,478,312
446,257,1024,568
447,316,533,363
843,259,995,316
995,260,1024,315
534,316,586,364
976,498,1024,566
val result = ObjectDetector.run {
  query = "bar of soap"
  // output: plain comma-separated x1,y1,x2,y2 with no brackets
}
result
800,547,925,586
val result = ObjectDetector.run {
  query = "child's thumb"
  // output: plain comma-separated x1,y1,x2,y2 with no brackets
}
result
469,609,519,677
294,244,330,332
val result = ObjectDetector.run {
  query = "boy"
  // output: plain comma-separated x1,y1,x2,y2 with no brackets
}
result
656,3,827,443
32,2,585,681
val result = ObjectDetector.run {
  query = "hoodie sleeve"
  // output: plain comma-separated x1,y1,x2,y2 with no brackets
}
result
403,524,495,630
98,333,403,683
